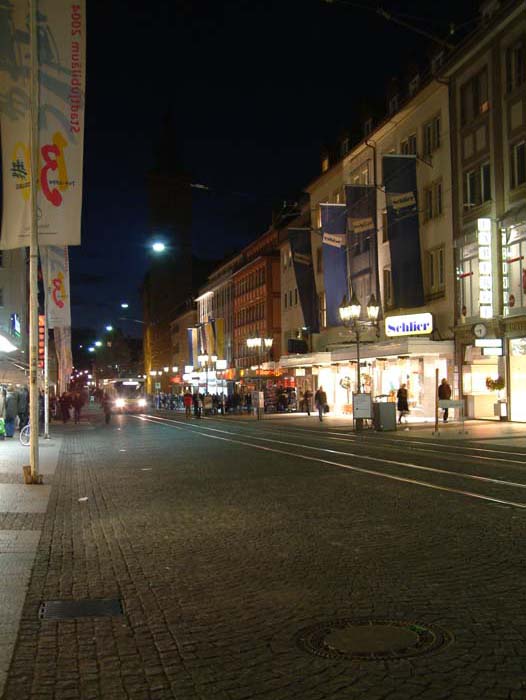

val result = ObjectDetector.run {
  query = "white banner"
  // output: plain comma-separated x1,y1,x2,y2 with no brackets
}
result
54,326,72,393
41,246,71,327
0,1,86,250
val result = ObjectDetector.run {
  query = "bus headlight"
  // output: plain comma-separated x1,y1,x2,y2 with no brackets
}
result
115,398,126,408
138,398,146,407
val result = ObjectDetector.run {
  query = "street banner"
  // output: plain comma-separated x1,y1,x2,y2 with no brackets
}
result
289,228,319,333
41,245,71,327
345,185,380,311
0,0,86,250
53,325,72,393
320,204,348,327
187,327,198,368
383,155,424,308
214,318,225,359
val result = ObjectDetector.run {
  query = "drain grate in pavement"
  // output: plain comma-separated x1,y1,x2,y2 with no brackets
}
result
38,598,124,620
296,618,451,661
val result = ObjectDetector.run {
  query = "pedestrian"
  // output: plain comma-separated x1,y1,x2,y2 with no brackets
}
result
314,385,327,422
438,377,452,423
193,392,201,419
303,388,312,416
5,385,18,438
59,392,71,423
183,390,193,419
72,392,84,424
396,383,409,424
17,385,29,430
102,392,111,424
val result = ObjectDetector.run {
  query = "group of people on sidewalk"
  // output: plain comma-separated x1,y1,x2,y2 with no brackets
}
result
396,378,452,425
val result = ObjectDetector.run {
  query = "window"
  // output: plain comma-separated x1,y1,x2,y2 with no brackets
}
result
0,288,4,307
458,243,479,319
402,133,417,155
341,137,350,157
461,68,489,125
383,268,393,307
506,38,525,93
318,292,326,328
316,247,323,274
505,235,526,310
408,74,420,96
423,180,443,221
0,252,3,268
388,94,399,115
289,290,292,307
464,162,491,208
363,118,373,137
423,116,441,155
511,141,526,189
294,288,298,306
321,155,329,173
427,246,446,295
284,293,287,309
382,211,389,243
431,51,444,74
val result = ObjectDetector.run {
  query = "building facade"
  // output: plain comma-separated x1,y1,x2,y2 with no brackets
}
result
447,0,526,420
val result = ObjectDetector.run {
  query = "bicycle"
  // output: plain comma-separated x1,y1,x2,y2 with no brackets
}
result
19,423,30,446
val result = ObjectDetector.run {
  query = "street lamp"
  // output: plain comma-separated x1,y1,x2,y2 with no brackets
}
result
246,335,273,420
152,241,166,253
339,292,380,431
105,325,113,332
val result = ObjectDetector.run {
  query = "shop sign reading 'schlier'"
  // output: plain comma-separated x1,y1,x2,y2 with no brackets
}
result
385,313,433,338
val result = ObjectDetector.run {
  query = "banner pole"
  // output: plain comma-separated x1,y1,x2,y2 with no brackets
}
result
28,0,40,483
44,311,50,439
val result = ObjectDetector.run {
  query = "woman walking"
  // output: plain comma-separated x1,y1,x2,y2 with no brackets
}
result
396,383,409,424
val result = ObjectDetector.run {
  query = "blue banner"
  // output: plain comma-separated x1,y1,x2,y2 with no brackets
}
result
289,228,319,333
345,185,380,311
382,155,424,308
321,204,348,327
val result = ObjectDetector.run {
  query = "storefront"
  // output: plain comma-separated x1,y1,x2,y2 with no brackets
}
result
278,339,454,420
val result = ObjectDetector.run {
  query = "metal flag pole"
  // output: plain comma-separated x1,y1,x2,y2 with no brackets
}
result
28,0,40,483
44,310,50,439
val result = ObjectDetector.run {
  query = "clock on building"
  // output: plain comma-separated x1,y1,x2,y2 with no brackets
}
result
473,323,487,339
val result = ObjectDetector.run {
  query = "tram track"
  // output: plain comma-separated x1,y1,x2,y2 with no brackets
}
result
133,413,526,510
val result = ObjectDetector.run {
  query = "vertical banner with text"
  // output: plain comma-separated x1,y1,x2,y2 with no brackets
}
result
289,228,319,333
383,155,424,308
41,245,71,327
0,0,86,249
320,204,348,327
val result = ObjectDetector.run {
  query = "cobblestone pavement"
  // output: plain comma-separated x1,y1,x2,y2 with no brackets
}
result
3,410,526,699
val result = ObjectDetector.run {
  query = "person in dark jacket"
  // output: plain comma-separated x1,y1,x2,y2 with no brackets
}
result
438,378,452,422
5,386,18,437
17,386,29,430
314,386,327,422
396,384,409,424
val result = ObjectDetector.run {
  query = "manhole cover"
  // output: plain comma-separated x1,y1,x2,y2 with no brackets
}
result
39,599,123,620
296,618,451,660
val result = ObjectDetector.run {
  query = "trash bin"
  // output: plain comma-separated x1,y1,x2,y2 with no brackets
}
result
373,399,397,431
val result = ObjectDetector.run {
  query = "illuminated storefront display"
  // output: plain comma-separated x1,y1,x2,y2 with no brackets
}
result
477,218,493,319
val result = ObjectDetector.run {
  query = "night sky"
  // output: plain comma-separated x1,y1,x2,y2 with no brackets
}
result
70,0,481,336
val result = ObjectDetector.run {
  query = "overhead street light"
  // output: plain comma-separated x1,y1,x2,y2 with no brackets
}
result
152,241,166,253
339,292,381,431
121,303,129,309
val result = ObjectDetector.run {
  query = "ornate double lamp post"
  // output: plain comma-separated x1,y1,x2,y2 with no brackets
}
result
246,335,273,420
339,292,380,431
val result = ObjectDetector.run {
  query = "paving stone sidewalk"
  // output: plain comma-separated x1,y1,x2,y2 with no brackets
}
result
2,414,526,700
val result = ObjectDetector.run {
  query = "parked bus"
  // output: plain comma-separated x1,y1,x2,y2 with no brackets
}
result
104,378,148,414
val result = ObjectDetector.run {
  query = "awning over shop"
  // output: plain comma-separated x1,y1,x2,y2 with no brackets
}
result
278,340,454,369
501,203,526,229
0,354,29,385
